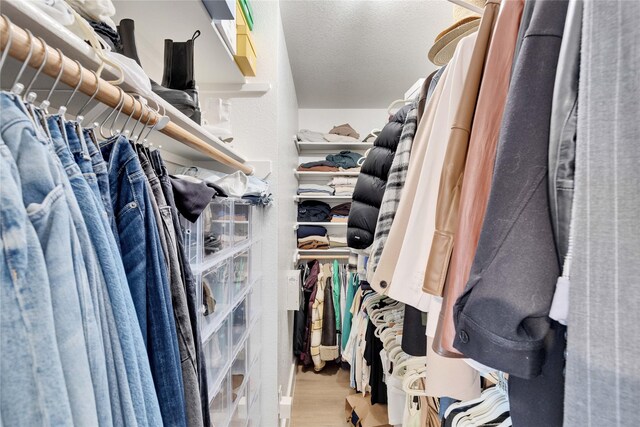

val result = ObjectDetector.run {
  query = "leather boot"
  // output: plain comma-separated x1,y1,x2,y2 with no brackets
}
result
117,19,196,118
161,31,202,124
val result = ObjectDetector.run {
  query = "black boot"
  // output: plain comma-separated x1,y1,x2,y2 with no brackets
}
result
161,31,202,124
117,19,196,118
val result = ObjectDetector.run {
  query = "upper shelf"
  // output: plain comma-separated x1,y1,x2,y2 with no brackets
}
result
295,140,374,153
113,0,245,85
2,0,250,168
294,170,360,179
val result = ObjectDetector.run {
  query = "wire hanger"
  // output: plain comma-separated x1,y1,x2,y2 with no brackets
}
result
98,87,124,139
76,70,100,125
58,60,83,120
108,89,128,137
0,16,14,73
24,36,48,103
10,29,34,96
40,48,65,113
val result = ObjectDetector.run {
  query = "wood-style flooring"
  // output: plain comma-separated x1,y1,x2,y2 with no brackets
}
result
291,363,354,427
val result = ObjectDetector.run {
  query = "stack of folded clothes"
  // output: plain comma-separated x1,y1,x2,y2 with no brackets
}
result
297,151,363,172
328,235,348,248
298,200,331,222
328,177,357,196
297,225,330,249
297,184,335,196
330,202,351,223
296,124,361,142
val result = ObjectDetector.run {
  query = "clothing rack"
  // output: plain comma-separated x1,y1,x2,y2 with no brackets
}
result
0,16,253,175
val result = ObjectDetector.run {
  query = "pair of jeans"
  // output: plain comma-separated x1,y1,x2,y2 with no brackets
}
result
0,140,74,426
83,128,116,234
153,150,210,426
0,92,99,426
140,150,203,427
44,115,115,426
48,116,145,426
101,135,187,427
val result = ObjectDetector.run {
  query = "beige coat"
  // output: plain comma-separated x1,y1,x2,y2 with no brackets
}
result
371,33,477,311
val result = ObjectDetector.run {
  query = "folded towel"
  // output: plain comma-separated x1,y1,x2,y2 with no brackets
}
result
297,129,326,142
329,177,358,186
297,184,334,195
323,133,360,143
329,236,348,247
297,235,330,249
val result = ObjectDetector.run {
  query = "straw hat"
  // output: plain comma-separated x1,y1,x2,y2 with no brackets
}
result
428,0,485,66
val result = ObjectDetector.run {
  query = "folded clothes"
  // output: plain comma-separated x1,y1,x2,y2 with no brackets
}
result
170,175,217,223
297,165,339,172
297,225,328,239
326,151,363,169
299,160,338,168
332,186,355,195
297,235,330,250
297,129,326,142
329,123,360,139
323,134,360,143
329,236,348,247
329,177,358,186
339,167,361,173
330,216,348,223
298,200,331,222
297,184,334,195
298,192,335,197
330,202,352,217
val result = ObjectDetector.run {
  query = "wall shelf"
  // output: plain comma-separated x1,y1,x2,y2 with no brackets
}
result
294,170,360,179
295,140,374,153
295,222,347,229
294,195,352,202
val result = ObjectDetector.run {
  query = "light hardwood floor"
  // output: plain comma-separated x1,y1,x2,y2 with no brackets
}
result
290,363,355,427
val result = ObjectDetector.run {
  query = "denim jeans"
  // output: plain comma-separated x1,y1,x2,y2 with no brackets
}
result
41,115,116,426
0,140,74,426
0,92,99,426
140,150,203,427
153,149,211,427
84,128,116,235
101,136,187,427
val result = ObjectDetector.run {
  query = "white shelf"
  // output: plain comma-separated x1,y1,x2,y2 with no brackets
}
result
295,222,347,229
294,170,360,179
295,140,374,153
2,0,249,165
294,195,352,202
296,248,351,254
113,0,245,85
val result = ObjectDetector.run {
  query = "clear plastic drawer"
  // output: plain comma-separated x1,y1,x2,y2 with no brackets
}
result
247,320,261,368
202,199,233,260
232,298,248,351
230,385,248,427
247,357,261,406
249,242,262,284
205,318,230,396
232,201,251,245
231,250,250,299
248,283,261,325
200,260,231,339
231,344,247,405
209,373,231,427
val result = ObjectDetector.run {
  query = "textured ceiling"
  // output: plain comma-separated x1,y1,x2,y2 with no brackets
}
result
280,0,453,108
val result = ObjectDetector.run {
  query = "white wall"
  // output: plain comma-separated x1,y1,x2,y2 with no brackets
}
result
298,108,389,139
224,2,298,425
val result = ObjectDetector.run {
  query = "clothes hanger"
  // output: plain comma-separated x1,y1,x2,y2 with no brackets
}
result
0,16,14,75
10,29,34,97
24,36,48,104
58,60,83,121
76,70,100,125
99,87,124,139
40,48,65,114
119,97,137,137
108,89,128,137
129,97,147,143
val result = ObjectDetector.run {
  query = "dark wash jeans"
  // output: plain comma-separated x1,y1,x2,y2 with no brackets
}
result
151,149,211,427
100,136,187,427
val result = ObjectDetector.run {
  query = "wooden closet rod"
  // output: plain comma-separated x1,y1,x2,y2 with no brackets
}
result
0,16,253,175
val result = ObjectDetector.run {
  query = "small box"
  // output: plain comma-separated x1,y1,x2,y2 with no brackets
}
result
232,250,249,299
234,28,257,77
200,260,231,339
209,373,231,426
232,298,248,350
204,318,231,395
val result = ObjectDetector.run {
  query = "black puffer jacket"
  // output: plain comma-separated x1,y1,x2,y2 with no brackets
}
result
347,105,410,249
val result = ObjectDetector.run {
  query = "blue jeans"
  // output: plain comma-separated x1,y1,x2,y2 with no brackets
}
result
48,116,130,426
0,92,99,426
0,140,74,426
50,118,164,426
101,135,187,427
83,128,115,227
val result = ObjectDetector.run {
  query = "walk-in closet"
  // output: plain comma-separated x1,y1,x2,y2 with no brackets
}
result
0,0,638,426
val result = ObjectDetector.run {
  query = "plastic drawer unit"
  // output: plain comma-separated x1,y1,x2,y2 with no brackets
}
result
200,260,232,339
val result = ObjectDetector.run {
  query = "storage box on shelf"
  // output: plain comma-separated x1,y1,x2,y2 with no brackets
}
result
199,261,231,340
205,318,231,395
210,373,231,427
232,298,248,351
247,394,261,427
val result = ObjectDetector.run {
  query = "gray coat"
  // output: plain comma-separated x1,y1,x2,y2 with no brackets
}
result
453,0,568,379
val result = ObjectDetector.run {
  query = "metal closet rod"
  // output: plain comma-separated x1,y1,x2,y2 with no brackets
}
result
0,16,253,175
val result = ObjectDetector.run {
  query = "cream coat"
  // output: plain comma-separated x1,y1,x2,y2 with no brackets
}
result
371,33,477,311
